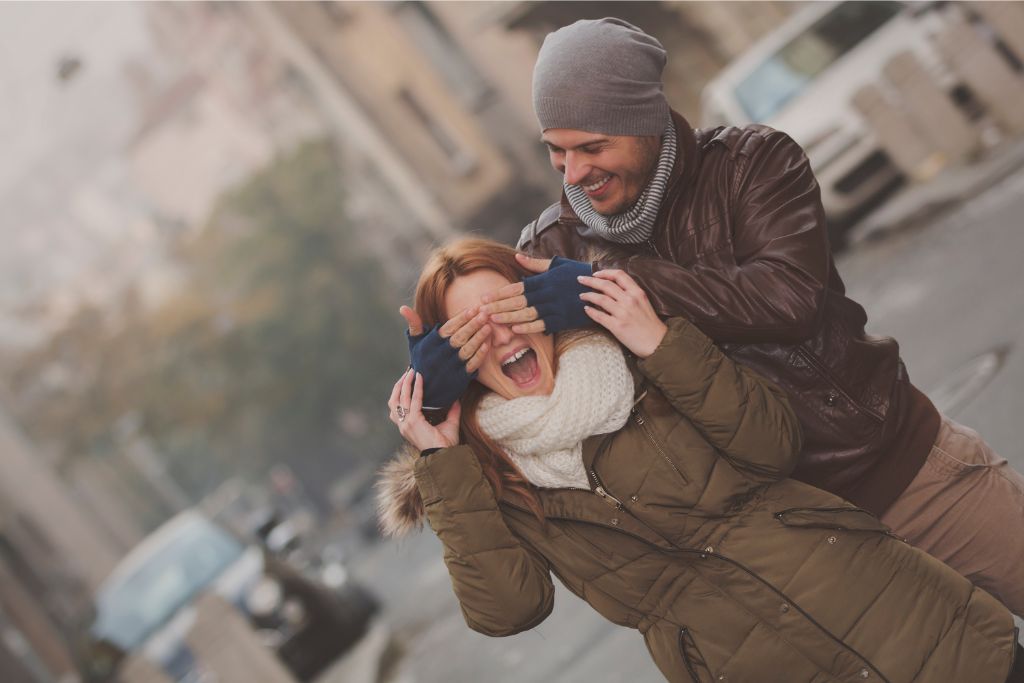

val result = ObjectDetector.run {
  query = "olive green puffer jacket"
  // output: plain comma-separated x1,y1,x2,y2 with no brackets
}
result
385,318,1017,682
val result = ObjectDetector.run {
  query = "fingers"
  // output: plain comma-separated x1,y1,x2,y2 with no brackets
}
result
411,372,424,413
579,291,622,314
489,306,539,325
578,273,626,301
511,320,547,335
515,253,551,273
439,306,477,339
399,367,414,410
387,372,404,414
583,304,613,330
593,268,642,294
443,400,462,427
481,281,524,305
447,310,490,349
479,294,529,315
464,332,492,372
457,323,492,362
399,306,424,336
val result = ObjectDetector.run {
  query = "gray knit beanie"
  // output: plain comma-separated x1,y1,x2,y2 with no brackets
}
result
533,18,669,136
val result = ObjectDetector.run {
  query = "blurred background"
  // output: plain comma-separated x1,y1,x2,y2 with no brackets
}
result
1,2,1023,682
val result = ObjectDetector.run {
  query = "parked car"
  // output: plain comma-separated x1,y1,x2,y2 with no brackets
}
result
76,510,377,683
701,1,960,244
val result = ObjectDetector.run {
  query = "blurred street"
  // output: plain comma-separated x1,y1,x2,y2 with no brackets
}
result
346,162,1024,683
2,2,1023,682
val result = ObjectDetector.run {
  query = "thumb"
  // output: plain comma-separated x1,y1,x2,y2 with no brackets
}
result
516,253,551,274
399,305,424,336
443,400,462,429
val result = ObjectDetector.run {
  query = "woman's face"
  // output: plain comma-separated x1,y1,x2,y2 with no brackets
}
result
444,270,556,399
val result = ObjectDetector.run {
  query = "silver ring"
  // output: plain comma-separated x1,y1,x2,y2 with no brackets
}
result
396,405,408,422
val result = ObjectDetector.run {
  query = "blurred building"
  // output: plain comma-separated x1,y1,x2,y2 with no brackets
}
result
0,410,121,683
257,1,798,243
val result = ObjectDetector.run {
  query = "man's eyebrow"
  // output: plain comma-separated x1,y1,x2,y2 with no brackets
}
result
540,137,609,149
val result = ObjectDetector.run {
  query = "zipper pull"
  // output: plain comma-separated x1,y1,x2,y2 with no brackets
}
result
594,485,624,510
589,469,624,509
633,410,645,425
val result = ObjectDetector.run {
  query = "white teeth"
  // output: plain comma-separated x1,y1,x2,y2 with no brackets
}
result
502,348,529,366
583,176,610,192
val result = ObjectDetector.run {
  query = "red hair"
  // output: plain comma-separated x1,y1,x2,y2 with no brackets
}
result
414,238,545,521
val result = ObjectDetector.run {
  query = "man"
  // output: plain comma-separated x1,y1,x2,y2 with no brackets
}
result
476,18,1024,614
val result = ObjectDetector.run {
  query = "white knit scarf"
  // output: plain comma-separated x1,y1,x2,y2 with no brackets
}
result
564,121,677,245
476,334,634,489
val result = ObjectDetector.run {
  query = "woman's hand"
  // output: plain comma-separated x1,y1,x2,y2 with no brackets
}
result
388,368,461,451
578,270,667,358
400,305,490,418
401,305,492,373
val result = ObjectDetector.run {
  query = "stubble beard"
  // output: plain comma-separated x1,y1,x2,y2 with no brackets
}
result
595,135,662,217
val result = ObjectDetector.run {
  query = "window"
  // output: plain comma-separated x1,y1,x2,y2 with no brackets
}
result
395,2,493,110
398,88,477,176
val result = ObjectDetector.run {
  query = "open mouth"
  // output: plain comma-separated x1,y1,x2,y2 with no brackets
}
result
501,347,539,386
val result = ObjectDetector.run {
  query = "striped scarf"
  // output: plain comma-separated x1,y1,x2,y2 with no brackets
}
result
564,121,677,244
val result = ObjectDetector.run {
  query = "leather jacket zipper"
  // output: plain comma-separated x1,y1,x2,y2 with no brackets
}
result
633,408,688,484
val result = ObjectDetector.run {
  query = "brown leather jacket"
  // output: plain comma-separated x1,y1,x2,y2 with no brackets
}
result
518,110,939,515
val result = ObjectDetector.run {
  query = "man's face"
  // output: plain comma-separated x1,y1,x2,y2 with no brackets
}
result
542,128,660,216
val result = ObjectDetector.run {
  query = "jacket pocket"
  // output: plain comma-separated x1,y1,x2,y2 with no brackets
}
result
678,627,713,683
793,346,884,424
774,506,891,534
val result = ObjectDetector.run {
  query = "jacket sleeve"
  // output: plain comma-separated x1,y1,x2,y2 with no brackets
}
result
597,131,831,344
637,317,802,481
413,445,555,636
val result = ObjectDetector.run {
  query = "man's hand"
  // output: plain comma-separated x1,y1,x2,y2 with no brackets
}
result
480,253,550,334
580,270,667,358
481,255,594,335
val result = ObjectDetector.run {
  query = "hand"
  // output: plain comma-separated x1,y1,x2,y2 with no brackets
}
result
481,256,594,335
388,369,461,451
479,253,550,334
579,270,667,358
402,305,491,411
399,305,424,336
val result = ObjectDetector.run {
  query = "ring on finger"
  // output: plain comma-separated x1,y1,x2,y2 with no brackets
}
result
396,405,409,422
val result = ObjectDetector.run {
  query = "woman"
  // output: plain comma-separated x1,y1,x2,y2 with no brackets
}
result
378,238,1021,683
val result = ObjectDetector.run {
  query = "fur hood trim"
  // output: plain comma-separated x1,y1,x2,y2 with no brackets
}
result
375,444,425,538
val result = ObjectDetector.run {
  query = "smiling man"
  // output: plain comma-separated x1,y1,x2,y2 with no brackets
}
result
477,17,1024,617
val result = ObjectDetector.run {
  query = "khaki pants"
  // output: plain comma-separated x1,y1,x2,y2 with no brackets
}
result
881,416,1024,617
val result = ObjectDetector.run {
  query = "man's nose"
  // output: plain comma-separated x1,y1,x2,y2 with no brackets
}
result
562,152,590,186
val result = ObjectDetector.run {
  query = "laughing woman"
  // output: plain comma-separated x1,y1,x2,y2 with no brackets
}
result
378,238,1021,683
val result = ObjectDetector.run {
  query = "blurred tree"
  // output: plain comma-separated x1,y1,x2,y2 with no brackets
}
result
8,140,406,505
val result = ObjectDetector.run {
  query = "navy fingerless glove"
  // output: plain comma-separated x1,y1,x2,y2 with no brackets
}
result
407,325,476,412
522,256,595,334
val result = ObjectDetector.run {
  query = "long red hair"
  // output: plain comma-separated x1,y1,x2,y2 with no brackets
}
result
413,237,546,520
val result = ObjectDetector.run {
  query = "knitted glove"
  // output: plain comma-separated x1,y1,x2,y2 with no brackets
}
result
522,256,595,334
407,325,476,412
